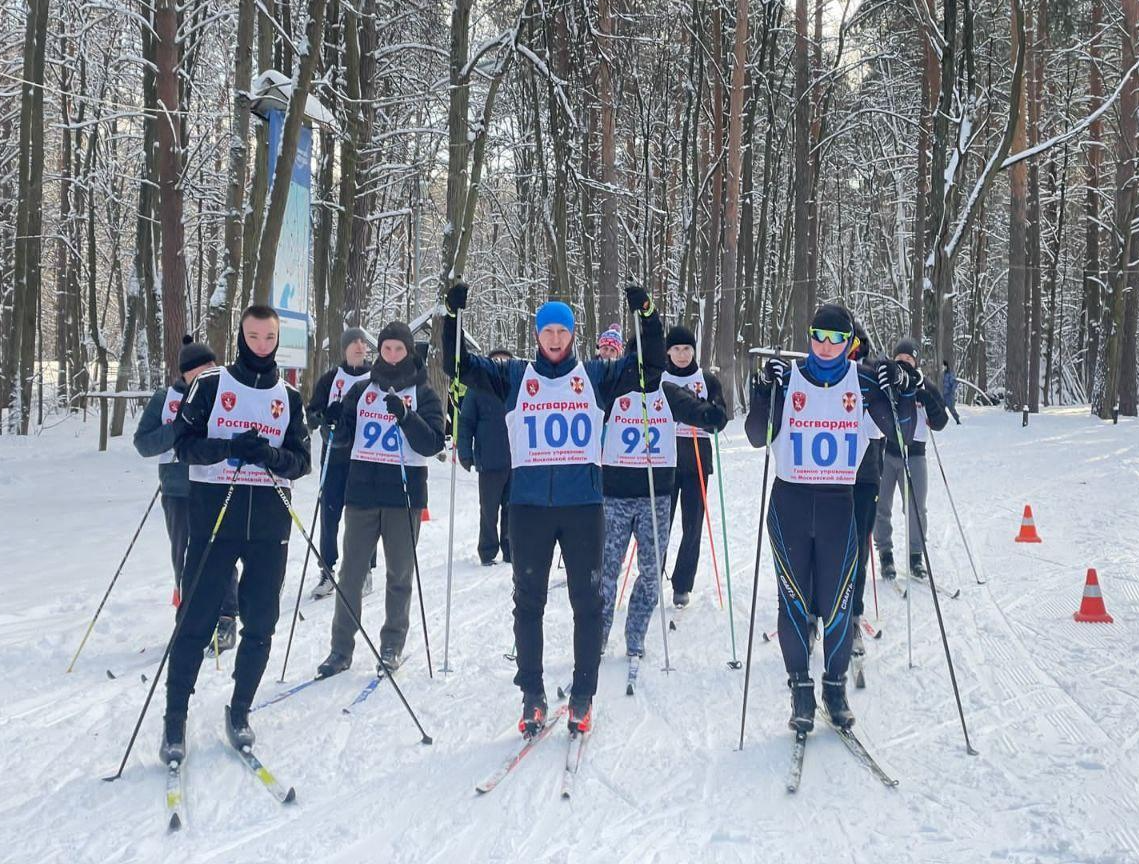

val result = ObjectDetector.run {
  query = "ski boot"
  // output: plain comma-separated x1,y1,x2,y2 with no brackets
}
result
672,591,691,609
879,551,897,581
788,673,816,733
316,651,352,679
822,675,855,729
159,715,187,765
377,649,403,676
567,694,593,734
518,691,548,738
215,616,237,652
851,617,865,657
225,704,256,751
310,571,335,600
909,553,928,580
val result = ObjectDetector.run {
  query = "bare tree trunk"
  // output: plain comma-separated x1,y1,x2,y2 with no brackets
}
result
345,0,376,326
790,0,811,350
1082,0,1104,396
252,0,326,304
1026,1,1044,412
597,0,620,329
1006,0,1030,411
911,0,938,342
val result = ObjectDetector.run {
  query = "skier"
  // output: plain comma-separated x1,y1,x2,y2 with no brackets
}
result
443,280,664,737
596,323,624,361
160,305,312,763
133,336,241,653
600,338,727,663
305,327,372,599
874,338,949,581
660,325,728,608
457,348,514,566
315,321,445,679
847,322,884,665
745,304,916,732
942,360,962,424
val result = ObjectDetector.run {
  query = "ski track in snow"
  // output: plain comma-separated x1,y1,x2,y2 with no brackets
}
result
1,407,1138,863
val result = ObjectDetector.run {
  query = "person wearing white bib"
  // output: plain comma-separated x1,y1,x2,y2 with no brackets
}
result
444,280,664,740
305,326,372,598
874,338,950,582
746,304,917,735
315,321,445,680
599,337,727,660
159,306,312,765
660,325,728,608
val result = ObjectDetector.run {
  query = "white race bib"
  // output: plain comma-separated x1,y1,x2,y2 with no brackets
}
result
507,362,604,467
189,368,292,487
913,403,929,444
349,384,427,467
602,388,677,469
773,362,868,485
329,367,369,406
158,386,182,465
661,368,710,439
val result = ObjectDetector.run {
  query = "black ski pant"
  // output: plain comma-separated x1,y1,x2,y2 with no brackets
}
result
509,503,604,699
668,469,709,595
477,469,511,564
165,536,288,719
851,481,879,618
162,494,236,617
767,479,858,680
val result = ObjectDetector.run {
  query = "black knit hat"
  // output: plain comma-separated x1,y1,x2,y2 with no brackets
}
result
893,337,919,361
340,326,369,354
178,334,216,374
666,326,697,350
810,303,854,334
377,321,415,354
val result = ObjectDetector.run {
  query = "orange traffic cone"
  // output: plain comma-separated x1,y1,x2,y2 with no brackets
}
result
421,507,431,523
1073,568,1113,623
1014,505,1042,543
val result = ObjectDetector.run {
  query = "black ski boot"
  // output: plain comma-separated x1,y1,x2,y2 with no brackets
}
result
159,714,186,765
822,676,855,729
225,704,256,751
909,553,928,580
788,673,816,733
879,550,896,580
518,691,548,738
316,651,352,679
568,694,593,734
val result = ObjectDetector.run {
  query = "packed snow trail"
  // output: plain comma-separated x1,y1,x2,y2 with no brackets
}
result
1,406,1138,863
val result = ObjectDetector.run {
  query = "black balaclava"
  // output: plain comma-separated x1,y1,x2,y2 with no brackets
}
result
236,320,279,376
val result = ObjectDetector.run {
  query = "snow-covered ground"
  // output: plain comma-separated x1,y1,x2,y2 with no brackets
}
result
1,405,1137,864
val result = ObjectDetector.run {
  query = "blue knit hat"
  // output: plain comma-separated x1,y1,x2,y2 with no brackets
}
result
535,301,575,334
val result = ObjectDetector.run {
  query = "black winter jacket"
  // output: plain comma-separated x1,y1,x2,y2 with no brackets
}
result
667,361,728,477
133,381,191,497
457,385,511,473
306,362,371,465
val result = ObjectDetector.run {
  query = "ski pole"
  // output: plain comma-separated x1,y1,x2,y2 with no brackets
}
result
930,431,985,585
902,449,913,669
442,307,462,674
632,306,672,673
616,539,637,609
264,470,433,744
869,529,879,620
393,414,434,679
713,432,742,669
68,485,161,673
690,430,724,609
278,425,335,683
886,386,977,755
105,465,245,782
739,362,778,751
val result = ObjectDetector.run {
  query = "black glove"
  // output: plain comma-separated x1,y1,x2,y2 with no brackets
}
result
228,428,266,463
459,455,473,472
762,357,789,385
876,359,905,392
384,389,408,424
445,282,469,315
324,401,343,428
249,438,280,470
624,281,653,316
703,404,728,431
899,362,925,391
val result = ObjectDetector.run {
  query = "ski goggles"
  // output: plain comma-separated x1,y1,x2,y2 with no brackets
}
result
808,327,852,345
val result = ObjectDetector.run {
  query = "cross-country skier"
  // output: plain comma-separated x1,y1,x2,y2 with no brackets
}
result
745,304,917,732
660,326,728,608
457,348,514,566
596,323,624,361
160,306,311,763
443,280,664,737
305,327,372,599
942,360,962,424
874,338,949,581
315,321,445,679
600,338,727,662
847,322,884,665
